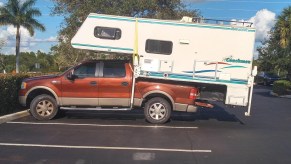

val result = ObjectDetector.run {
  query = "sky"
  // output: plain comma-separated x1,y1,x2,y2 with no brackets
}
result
0,0,63,54
0,0,291,56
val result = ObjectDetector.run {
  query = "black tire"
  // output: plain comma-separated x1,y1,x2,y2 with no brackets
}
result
144,97,172,124
30,94,58,121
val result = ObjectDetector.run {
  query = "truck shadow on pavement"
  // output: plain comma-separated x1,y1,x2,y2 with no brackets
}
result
171,106,244,124
61,104,244,124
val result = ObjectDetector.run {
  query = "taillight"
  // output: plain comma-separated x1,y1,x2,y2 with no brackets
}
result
189,88,197,99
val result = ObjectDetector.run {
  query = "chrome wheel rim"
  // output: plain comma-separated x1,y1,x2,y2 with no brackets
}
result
149,103,166,120
36,100,54,117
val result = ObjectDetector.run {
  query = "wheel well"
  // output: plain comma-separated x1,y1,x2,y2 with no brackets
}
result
26,89,57,107
142,93,173,110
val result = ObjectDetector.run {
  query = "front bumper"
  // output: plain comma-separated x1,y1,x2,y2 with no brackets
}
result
19,96,27,107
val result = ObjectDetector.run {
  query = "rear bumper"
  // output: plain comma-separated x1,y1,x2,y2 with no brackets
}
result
186,105,198,112
174,103,197,112
19,96,27,107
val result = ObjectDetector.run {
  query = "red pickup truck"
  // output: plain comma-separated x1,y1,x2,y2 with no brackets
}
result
19,60,209,124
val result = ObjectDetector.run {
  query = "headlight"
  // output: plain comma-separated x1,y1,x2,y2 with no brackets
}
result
21,82,27,89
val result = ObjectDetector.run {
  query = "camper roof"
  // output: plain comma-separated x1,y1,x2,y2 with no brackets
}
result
87,13,255,31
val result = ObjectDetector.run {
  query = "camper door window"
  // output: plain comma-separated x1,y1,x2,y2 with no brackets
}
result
145,39,173,55
94,26,121,40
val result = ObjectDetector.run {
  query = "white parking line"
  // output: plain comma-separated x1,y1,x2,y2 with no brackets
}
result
7,122,198,129
0,143,211,153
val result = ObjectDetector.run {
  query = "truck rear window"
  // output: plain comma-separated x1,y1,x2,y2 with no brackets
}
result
103,62,126,78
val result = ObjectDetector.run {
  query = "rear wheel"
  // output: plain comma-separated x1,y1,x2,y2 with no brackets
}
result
144,97,172,124
30,94,58,121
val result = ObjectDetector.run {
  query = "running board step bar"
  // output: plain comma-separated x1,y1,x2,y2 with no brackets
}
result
60,107,132,111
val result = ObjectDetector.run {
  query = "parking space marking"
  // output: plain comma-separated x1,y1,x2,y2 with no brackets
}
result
0,143,211,153
7,122,198,129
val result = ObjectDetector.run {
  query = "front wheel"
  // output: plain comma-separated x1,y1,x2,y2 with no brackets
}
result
144,97,172,124
30,94,58,121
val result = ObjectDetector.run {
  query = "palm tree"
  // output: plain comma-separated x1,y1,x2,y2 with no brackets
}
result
0,39,5,50
276,6,291,49
275,6,291,75
0,0,45,73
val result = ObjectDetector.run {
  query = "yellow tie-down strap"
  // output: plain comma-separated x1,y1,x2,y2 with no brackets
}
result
133,17,139,66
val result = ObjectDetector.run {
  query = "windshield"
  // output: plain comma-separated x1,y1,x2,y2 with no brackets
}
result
57,66,75,76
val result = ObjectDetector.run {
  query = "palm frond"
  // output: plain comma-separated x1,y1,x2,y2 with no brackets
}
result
22,23,35,36
6,0,20,16
20,0,37,13
26,18,45,32
0,8,17,26
25,8,42,17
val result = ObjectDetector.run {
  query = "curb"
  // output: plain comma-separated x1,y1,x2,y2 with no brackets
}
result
270,91,291,99
0,110,30,124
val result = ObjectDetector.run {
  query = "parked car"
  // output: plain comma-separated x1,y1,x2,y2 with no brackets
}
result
256,72,280,85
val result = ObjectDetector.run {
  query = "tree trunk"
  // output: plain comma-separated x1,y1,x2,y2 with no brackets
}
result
15,26,21,73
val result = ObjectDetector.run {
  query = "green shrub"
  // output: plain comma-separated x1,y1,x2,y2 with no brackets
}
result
0,73,46,116
0,74,29,116
273,80,291,96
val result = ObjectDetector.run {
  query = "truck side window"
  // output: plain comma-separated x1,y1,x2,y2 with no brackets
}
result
94,26,121,40
74,63,96,78
145,39,173,55
103,62,126,78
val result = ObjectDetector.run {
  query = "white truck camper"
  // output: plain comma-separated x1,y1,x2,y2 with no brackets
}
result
71,13,257,116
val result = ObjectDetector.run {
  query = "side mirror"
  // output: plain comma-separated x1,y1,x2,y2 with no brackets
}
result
67,72,78,80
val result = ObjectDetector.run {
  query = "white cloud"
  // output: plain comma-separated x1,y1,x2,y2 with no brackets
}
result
46,36,58,42
0,26,57,54
0,26,34,48
248,9,276,42
33,36,58,43
0,0,27,7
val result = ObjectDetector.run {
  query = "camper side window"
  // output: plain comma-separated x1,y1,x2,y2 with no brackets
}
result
94,26,121,40
145,39,173,55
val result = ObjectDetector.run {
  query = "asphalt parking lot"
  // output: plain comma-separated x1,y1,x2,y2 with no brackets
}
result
0,85,291,164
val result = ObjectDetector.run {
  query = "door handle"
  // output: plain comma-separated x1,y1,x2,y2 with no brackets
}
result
121,82,129,86
90,81,97,86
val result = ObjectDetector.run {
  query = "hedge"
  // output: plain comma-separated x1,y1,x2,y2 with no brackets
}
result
273,80,291,96
0,74,29,116
0,73,47,116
